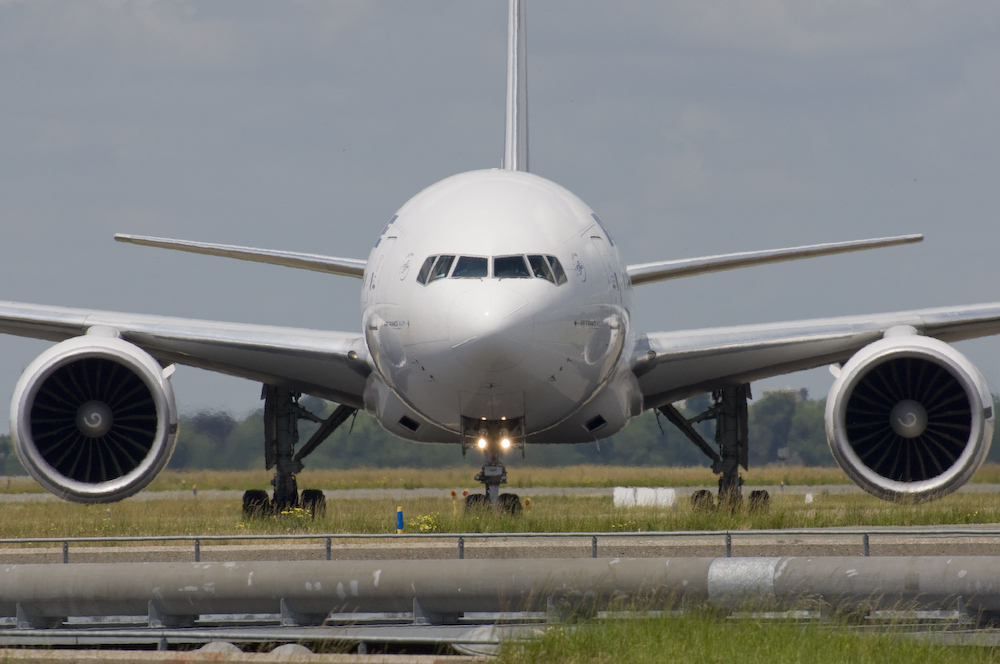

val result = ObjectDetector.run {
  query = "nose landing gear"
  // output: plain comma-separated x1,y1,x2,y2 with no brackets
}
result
463,417,524,515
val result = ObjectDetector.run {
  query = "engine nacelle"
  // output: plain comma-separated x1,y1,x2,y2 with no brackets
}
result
11,333,178,503
826,332,993,502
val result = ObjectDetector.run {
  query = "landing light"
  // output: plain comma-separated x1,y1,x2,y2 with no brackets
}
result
501,438,511,449
477,438,487,449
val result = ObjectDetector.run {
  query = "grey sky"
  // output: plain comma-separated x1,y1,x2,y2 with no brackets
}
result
1,1,999,428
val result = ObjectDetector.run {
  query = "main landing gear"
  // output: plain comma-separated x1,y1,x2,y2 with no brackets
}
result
242,385,357,519
463,417,524,515
658,384,769,513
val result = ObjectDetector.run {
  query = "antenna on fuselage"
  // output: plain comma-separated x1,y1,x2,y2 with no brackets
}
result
503,0,528,172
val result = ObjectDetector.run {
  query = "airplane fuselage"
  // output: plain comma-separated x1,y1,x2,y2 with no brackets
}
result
361,169,642,446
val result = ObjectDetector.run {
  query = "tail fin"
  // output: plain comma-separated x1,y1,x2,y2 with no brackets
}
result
503,0,528,172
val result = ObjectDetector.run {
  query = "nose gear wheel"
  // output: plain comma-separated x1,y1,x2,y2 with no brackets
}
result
463,416,525,515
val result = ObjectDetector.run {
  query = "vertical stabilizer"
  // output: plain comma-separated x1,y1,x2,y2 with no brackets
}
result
503,0,528,172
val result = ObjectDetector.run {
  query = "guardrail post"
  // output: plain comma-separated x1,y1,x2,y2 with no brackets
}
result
326,537,332,561
725,533,732,558
194,539,200,563
862,534,870,557
62,542,68,564
592,536,597,558
458,536,465,559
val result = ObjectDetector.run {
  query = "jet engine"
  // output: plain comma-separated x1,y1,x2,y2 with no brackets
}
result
826,331,993,502
11,331,178,504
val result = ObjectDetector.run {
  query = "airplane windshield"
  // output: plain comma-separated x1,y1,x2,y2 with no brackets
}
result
416,253,567,285
527,255,554,283
416,256,436,285
452,256,488,278
430,255,454,281
494,255,531,279
547,256,568,285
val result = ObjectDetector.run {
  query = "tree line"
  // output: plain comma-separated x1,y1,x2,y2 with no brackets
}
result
3,390,1000,475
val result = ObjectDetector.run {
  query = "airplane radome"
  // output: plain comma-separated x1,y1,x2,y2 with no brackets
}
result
1,0,997,515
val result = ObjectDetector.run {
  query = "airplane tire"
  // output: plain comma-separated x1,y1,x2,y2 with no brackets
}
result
748,490,770,514
465,494,489,512
301,489,327,518
499,493,523,515
690,489,715,512
242,489,270,518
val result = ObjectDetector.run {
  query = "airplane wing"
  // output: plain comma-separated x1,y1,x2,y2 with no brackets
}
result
633,302,1000,410
0,301,370,408
114,234,367,279
626,234,922,286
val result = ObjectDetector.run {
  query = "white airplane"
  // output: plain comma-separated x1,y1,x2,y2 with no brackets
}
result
1,0,997,513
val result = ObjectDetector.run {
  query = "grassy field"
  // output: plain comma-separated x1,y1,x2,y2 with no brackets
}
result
5,463,1000,495
495,611,1000,664
2,487,1000,540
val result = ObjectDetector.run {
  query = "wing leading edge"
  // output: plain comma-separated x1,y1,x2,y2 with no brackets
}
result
114,234,367,279
626,234,923,286
634,302,1000,410
0,300,370,408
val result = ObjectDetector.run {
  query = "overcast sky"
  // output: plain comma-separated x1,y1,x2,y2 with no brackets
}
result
1,1,999,428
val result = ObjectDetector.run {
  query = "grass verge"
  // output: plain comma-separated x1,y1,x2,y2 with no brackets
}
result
495,610,1000,664
3,463,1000,495
1,489,999,540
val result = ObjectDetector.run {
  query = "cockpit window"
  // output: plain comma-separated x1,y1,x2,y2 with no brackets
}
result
494,255,531,278
527,255,554,283
416,256,436,285
430,255,455,282
452,256,488,278
547,256,568,285
418,253,567,286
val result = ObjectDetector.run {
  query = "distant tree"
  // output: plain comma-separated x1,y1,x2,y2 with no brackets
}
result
0,434,25,476
786,398,834,466
189,411,237,445
747,391,798,466
987,395,1000,464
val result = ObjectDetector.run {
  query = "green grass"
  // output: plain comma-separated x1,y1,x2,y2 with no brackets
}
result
3,463,1000,495
496,610,1000,664
1,489,999,541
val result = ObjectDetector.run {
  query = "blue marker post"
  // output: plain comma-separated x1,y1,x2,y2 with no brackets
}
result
396,506,404,534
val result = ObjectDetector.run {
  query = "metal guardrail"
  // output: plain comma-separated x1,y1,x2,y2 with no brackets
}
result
3,526,1000,563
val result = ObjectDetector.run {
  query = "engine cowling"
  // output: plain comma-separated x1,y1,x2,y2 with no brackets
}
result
11,332,178,503
826,332,993,502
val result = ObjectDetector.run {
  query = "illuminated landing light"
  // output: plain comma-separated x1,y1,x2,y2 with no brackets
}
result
501,438,511,449
478,438,487,449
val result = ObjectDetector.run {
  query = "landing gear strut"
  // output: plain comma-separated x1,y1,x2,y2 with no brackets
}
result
659,384,754,510
463,417,524,515
245,385,356,517
474,445,507,505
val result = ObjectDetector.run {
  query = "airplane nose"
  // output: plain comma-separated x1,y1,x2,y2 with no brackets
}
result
448,284,534,371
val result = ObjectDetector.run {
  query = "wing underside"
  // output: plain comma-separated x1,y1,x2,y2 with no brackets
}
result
0,301,370,408
634,302,1000,409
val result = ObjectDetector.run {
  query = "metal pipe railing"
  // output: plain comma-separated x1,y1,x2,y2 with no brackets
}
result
3,525,998,546
3,556,998,626
6,526,999,563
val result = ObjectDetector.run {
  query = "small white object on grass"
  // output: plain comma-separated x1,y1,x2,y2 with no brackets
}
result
656,488,677,508
614,487,636,507
805,493,814,504
636,487,657,506
614,487,676,508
